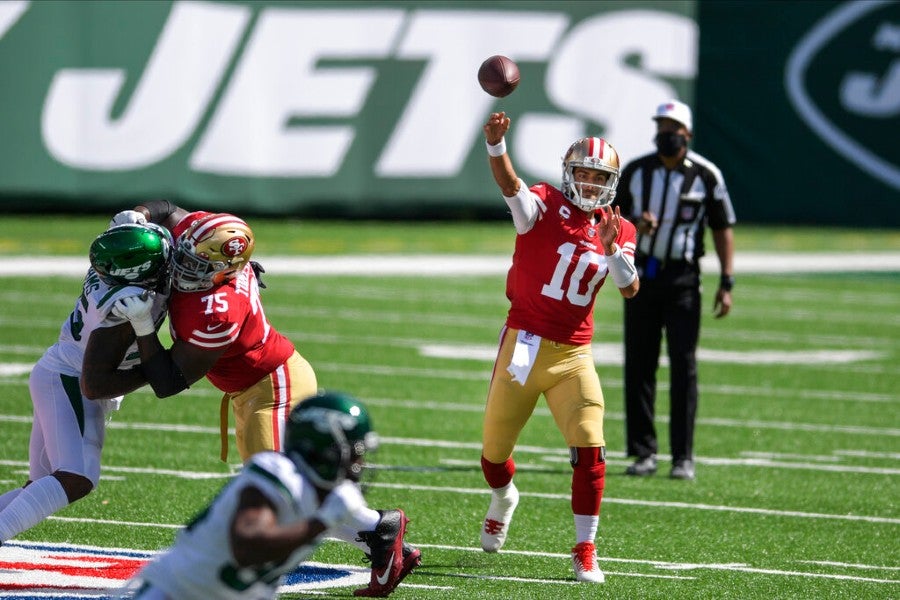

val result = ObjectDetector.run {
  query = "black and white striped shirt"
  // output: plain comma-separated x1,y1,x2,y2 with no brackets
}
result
614,150,736,264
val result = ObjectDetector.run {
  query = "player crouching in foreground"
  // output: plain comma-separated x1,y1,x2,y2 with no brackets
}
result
120,391,417,599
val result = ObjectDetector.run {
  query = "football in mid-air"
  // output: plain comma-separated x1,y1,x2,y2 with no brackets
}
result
477,55,520,98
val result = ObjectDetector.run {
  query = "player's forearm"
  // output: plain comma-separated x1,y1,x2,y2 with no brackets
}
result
136,336,189,398
81,324,149,399
134,199,189,232
231,518,327,567
488,153,520,197
604,243,639,298
504,179,540,234
80,366,146,400
617,278,640,298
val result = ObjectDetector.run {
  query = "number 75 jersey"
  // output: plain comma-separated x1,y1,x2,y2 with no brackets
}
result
167,262,295,393
504,182,637,346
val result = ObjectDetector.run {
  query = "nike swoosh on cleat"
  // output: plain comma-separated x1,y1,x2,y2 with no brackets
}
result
375,552,395,585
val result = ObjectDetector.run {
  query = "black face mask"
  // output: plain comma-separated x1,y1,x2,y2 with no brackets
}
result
655,131,687,157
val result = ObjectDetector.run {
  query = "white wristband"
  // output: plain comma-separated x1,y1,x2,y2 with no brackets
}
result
606,244,638,288
486,137,507,157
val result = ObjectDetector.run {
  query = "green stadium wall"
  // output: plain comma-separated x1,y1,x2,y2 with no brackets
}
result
696,0,898,227
0,0,895,225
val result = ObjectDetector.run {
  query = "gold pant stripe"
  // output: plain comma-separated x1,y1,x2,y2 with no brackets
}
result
224,351,318,462
219,395,230,462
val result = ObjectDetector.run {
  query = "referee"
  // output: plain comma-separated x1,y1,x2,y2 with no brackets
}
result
612,100,736,481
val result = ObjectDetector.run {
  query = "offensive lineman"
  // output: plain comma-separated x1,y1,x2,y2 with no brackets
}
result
109,204,420,596
0,222,173,546
478,112,639,583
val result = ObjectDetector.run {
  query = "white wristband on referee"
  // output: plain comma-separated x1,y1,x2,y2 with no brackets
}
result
486,137,507,157
606,244,638,288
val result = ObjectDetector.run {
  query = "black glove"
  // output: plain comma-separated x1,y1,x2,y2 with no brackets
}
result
250,261,267,289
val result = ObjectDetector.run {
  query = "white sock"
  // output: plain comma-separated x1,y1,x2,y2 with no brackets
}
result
574,514,599,545
332,524,371,552
329,506,385,553
0,487,23,512
0,476,70,542
493,481,517,498
349,506,381,532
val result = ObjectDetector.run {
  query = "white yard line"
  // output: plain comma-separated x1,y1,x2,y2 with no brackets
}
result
1,253,899,277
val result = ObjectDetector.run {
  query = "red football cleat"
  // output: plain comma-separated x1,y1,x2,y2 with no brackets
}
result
354,509,421,597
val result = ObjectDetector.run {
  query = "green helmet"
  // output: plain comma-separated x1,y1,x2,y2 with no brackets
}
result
285,390,379,490
89,223,173,292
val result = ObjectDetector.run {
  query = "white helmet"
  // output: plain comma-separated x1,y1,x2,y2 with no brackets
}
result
561,137,620,211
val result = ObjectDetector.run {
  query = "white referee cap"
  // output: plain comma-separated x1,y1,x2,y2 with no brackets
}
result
652,99,693,132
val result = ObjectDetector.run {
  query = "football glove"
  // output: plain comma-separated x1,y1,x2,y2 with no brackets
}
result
108,209,147,230
250,260,267,289
113,292,156,337
314,480,366,529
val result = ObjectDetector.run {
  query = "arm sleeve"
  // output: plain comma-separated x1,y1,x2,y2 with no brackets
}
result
138,199,178,223
504,179,544,234
140,349,190,398
606,244,638,288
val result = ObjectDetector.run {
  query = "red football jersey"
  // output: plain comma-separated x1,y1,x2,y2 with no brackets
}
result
505,183,637,345
168,263,295,392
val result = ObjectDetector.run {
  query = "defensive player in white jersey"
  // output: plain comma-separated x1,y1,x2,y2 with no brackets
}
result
112,203,420,596
0,222,172,546
478,112,639,583
121,390,397,599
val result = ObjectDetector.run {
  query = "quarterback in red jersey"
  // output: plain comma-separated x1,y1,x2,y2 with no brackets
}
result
479,112,639,584
112,205,421,596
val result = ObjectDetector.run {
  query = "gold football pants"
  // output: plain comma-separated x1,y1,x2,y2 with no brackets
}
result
220,351,318,462
482,327,605,463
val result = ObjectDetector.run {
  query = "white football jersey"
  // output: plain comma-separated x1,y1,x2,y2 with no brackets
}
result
37,267,168,384
138,452,321,600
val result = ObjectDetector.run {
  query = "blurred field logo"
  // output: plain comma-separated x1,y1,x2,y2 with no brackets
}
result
0,540,368,598
786,0,900,190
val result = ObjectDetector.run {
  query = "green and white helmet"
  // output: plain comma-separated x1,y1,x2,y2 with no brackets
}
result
286,390,379,490
89,223,174,292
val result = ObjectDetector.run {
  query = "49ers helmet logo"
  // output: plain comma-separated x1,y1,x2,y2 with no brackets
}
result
222,236,249,257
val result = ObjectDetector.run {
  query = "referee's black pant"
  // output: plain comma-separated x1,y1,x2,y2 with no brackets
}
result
623,261,701,463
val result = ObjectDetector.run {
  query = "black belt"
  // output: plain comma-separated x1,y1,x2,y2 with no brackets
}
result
636,255,698,280
636,255,695,268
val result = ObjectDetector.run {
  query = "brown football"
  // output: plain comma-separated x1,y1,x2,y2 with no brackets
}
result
477,55,520,98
